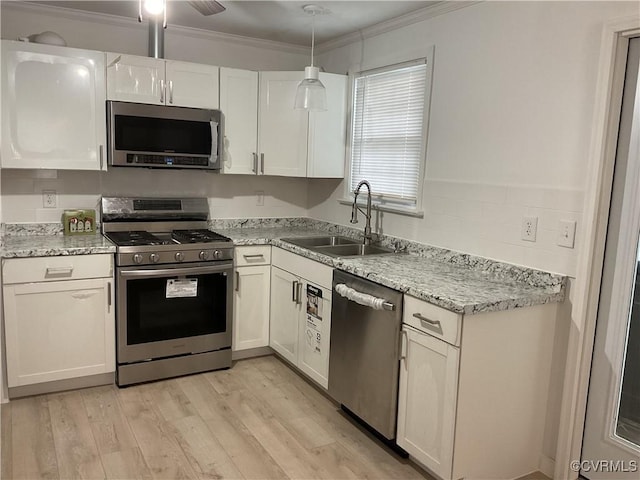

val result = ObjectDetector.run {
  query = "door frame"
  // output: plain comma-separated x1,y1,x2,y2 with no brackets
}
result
555,15,640,480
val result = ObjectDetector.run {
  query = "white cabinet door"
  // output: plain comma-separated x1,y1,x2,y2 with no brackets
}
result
220,67,259,175
269,266,302,364
258,72,308,177
3,278,115,388
397,325,459,480
233,264,270,351
298,280,332,389
1,40,106,170
307,73,347,178
166,60,219,109
106,53,164,105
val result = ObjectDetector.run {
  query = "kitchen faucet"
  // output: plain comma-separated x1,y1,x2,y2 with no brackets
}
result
350,180,374,245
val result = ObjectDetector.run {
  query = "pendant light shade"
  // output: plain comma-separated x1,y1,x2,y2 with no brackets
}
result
295,5,327,111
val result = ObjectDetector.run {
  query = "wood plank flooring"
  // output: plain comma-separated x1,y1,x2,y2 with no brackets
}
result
0,355,431,480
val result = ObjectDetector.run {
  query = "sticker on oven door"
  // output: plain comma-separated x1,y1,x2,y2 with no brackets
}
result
166,278,198,298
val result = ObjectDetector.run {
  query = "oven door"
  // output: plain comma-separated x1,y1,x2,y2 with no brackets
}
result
116,261,232,364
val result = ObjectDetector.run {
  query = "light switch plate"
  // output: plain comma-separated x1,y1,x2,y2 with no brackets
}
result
557,220,576,248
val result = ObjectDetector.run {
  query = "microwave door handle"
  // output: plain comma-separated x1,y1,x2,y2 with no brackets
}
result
210,121,219,162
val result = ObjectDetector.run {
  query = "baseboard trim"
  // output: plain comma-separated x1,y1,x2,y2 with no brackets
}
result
232,346,273,361
8,372,114,399
539,454,556,479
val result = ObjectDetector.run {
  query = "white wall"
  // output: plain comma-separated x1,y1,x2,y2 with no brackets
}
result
313,0,639,278
0,2,311,223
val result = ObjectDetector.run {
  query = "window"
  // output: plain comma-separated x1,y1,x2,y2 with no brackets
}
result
348,58,431,213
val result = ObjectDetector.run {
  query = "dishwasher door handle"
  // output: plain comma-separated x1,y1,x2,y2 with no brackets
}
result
334,283,395,311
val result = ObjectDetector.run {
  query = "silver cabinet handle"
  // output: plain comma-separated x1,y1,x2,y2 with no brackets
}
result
260,153,265,174
169,80,174,104
46,266,73,276
159,78,165,103
107,281,112,312
412,312,443,334
243,254,264,259
296,282,303,305
252,152,258,173
235,271,239,292
292,280,298,303
99,144,104,170
400,329,408,366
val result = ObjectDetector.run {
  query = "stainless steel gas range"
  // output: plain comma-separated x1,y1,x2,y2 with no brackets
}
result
101,197,233,387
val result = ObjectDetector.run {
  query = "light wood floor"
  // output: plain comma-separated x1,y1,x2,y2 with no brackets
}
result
1,355,431,480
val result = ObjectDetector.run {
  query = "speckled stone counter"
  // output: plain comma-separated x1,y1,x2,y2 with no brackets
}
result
0,219,565,315
215,224,566,315
1,233,116,258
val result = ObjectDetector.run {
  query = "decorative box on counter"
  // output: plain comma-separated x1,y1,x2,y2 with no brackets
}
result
62,209,96,235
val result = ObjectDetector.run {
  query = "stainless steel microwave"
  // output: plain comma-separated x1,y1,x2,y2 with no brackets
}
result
107,101,221,170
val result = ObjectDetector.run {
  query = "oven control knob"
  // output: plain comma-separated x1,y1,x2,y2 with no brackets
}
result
199,250,209,260
149,253,160,263
175,252,184,262
133,253,143,264
212,249,222,260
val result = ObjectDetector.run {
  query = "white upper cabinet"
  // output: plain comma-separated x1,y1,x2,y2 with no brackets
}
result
259,71,309,177
220,68,347,178
1,40,106,170
220,67,259,175
106,53,219,109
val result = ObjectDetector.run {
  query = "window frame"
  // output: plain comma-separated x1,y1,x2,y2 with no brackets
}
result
342,47,434,217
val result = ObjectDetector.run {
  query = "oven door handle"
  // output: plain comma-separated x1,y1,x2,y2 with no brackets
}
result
119,264,232,279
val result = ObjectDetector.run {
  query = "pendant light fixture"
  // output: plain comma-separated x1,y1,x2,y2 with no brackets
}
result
294,5,327,111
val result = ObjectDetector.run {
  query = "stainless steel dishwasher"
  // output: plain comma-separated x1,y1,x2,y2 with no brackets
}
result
329,270,403,442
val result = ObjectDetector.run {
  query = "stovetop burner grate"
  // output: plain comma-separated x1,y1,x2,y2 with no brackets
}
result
105,231,172,247
172,229,231,244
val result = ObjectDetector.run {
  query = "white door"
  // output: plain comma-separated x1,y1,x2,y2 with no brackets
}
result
233,265,270,351
258,71,308,177
297,280,332,389
269,267,301,364
1,41,106,170
166,60,219,109
582,37,640,478
106,53,164,104
397,325,459,480
3,278,115,388
220,67,259,174
307,72,348,178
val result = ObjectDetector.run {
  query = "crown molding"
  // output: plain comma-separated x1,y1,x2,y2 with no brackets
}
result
315,1,483,54
0,1,309,55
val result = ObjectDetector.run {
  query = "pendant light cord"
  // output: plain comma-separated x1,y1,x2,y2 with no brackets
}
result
311,12,315,68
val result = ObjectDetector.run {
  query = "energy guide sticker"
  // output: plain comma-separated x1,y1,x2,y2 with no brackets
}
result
166,278,198,298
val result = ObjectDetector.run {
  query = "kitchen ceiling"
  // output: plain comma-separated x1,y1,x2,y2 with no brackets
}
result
25,0,440,46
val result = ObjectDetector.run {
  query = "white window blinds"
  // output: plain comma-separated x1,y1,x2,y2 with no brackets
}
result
350,61,427,207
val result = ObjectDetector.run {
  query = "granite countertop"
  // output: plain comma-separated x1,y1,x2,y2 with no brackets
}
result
0,221,565,315
0,233,116,258
217,226,565,315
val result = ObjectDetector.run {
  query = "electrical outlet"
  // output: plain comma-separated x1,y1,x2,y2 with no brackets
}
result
42,190,57,208
557,220,576,248
521,216,538,242
256,190,264,206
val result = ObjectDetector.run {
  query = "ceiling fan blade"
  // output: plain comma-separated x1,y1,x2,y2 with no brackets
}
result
188,0,226,16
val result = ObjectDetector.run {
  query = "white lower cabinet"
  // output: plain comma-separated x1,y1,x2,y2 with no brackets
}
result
397,295,558,480
270,248,332,388
2,255,115,393
233,246,271,352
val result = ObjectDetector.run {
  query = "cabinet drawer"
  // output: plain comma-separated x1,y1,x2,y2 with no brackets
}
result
272,247,332,289
2,254,113,284
403,295,462,347
235,246,271,267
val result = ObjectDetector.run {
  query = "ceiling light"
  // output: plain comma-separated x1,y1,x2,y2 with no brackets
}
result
294,5,327,112
144,0,165,16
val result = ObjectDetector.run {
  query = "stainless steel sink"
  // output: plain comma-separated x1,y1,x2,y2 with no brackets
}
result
281,236,360,248
313,243,395,257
